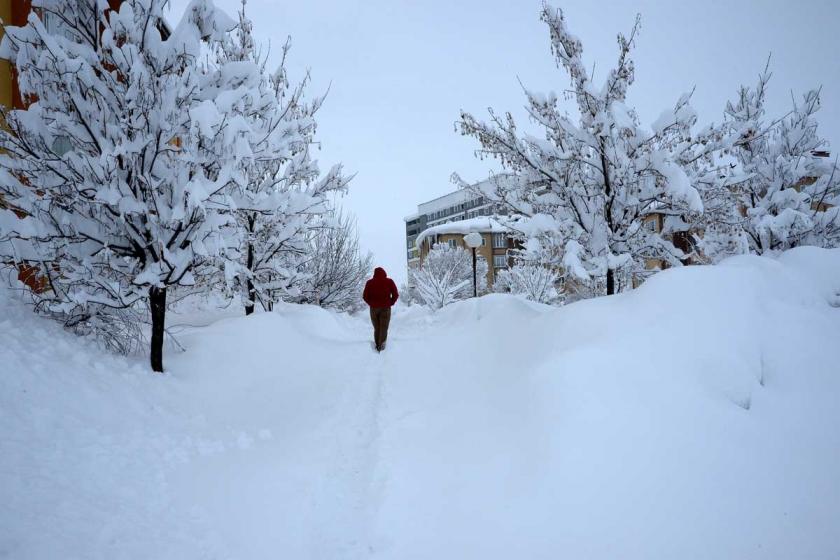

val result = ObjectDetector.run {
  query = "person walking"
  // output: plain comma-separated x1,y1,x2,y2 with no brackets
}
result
363,267,399,352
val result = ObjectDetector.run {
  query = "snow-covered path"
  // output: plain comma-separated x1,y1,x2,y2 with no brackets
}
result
3,248,840,559
163,308,392,559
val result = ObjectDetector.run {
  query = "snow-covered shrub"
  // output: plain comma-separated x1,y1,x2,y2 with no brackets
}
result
456,5,726,297
59,304,147,357
297,210,372,313
398,282,419,306
495,264,561,305
409,243,487,309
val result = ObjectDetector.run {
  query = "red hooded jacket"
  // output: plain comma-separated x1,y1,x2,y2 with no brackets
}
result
363,267,399,308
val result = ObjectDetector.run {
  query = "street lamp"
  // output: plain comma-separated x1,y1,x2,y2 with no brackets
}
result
463,232,483,298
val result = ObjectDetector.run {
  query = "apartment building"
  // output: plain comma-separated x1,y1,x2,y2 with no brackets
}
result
403,187,497,270
413,217,517,287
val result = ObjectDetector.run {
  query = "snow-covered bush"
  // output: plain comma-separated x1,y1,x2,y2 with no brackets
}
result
409,243,487,309
0,0,275,371
495,264,561,305
297,210,372,313
456,5,725,297
398,282,419,306
216,3,349,314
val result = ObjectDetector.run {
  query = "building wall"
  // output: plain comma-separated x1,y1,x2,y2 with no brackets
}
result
2,2,54,293
0,1,14,110
404,214,427,267
641,213,665,273
1,0,32,110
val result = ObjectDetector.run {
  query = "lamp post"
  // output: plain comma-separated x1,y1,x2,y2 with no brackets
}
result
463,232,483,298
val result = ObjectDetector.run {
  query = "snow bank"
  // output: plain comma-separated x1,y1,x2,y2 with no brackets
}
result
2,248,839,558
0,292,208,558
373,248,840,558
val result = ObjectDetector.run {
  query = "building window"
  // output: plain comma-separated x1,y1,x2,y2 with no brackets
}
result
644,217,659,233
492,233,507,248
493,254,507,268
448,239,457,248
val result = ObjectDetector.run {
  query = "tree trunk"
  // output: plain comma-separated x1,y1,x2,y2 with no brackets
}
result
149,286,167,373
245,277,255,316
245,241,255,316
600,140,617,298
606,268,615,296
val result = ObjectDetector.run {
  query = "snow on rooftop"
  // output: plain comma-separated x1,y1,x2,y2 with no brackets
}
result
415,216,510,246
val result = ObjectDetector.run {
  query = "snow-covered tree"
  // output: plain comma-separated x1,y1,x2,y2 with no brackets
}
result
702,64,840,260
456,5,720,297
297,210,372,313
409,243,487,309
215,2,349,315
495,263,561,305
0,0,263,371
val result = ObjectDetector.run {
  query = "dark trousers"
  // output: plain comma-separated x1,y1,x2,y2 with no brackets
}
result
370,306,391,350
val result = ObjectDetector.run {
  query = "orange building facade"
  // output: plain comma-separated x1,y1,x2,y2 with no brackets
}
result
1,0,31,111
2,1,48,292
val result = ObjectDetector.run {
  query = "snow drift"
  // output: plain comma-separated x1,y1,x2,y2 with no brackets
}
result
2,248,839,559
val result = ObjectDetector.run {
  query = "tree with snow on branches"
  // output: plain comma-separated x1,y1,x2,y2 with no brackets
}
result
215,1,350,315
0,0,282,371
456,4,725,297
700,63,840,261
297,210,372,313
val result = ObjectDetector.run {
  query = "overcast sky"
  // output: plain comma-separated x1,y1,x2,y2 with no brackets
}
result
169,0,840,285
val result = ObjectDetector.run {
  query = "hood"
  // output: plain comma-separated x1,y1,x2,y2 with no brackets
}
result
373,267,387,279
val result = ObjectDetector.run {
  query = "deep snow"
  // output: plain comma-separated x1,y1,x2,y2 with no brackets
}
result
2,248,840,559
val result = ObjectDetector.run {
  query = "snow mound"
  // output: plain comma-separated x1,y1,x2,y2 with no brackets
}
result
2,248,840,559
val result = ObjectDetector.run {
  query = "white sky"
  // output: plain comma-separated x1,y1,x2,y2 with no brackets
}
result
168,0,840,285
